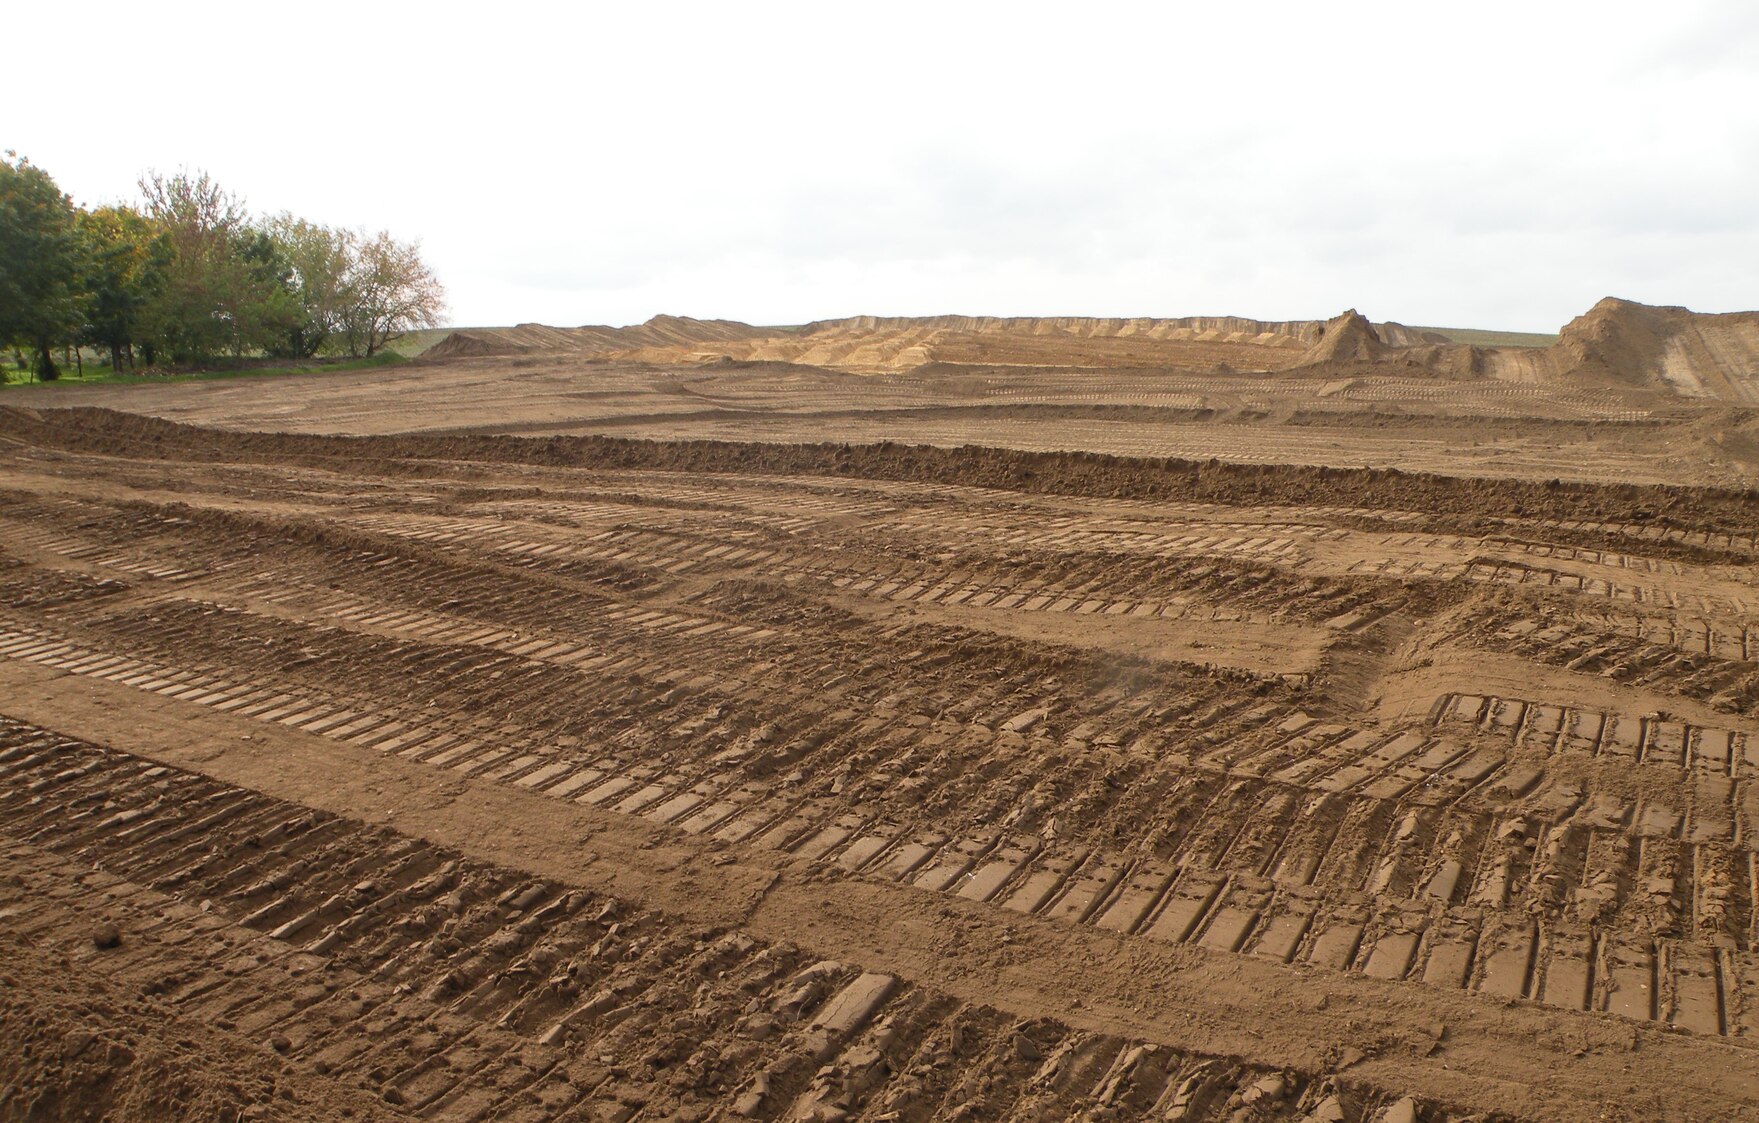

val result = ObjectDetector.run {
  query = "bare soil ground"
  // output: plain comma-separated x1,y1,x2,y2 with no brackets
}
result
6,350,1756,488
1,337,1758,1122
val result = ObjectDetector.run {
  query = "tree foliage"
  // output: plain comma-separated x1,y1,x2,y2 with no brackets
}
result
263,214,353,359
0,156,446,377
140,170,285,364
0,153,89,379
78,205,168,370
341,231,446,357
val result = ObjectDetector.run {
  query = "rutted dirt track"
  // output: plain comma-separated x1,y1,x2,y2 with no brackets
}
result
3,405,1759,1121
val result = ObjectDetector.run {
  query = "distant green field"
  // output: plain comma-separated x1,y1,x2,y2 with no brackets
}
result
2,353,407,389
3,329,459,386
1408,326,1559,349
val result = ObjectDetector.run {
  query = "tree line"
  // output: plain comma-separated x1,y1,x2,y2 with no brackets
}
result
0,152,445,380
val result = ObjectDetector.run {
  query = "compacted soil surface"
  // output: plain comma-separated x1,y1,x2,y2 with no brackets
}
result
1,401,1757,1121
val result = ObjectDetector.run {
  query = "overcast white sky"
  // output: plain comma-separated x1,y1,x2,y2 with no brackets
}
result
11,1,1759,331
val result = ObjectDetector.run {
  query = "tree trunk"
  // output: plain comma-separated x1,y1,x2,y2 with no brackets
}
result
35,340,59,382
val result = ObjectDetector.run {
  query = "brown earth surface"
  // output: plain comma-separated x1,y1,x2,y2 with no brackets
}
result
7,298,1757,489
2,313,1759,1123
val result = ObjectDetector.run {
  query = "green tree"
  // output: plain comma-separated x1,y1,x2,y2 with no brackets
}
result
237,226,303,357
138,169,278,365
78,205,169,371
339,230,445,357
0,153,88,380
262,214,354,358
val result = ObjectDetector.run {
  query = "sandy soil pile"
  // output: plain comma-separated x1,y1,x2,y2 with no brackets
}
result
1554,298,1759,404
413,301,1759,407
796,313,1443,347
1299,311,1391,365
425,314,770,359
1303,300,1759,405
425,312,1441,375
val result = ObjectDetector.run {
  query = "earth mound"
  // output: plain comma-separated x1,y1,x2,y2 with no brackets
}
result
422,330,521,359
1553,297,1759,403
1262,298,1759,404
415,301,1759,405
421,312,1449,375
1296,309,1389,365
424,316,772,359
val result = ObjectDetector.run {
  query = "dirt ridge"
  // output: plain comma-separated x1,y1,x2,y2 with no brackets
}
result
415,301,1759,404
4,405,1753,528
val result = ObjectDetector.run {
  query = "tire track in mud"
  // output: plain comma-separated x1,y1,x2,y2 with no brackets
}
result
1432,605,1759,714
24,478,1751,702
2,487,1400,671
2,472,1755,1004
0,717,1454,1123
13,651,1759,1123
4,410,1759,1120
3,610,1757,1041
